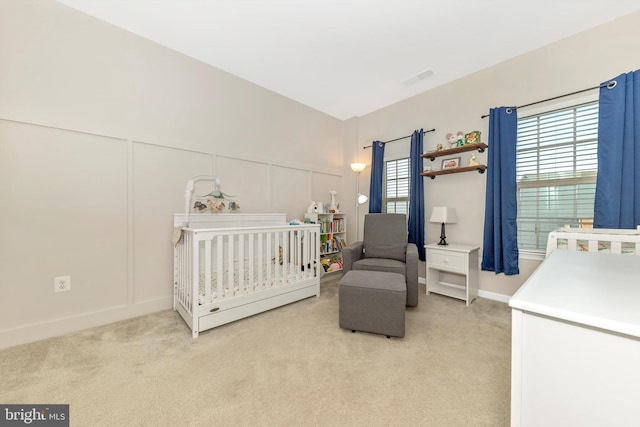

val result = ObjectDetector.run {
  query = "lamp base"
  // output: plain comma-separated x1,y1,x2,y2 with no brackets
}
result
437,222,448,245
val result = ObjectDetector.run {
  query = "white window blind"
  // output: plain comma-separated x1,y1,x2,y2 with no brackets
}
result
516,102,598,251
383,158,410,214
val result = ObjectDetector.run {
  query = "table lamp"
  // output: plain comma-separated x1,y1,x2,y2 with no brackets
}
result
430,207,457,245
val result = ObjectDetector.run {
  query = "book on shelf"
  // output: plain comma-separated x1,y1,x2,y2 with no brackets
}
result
332,236,342,252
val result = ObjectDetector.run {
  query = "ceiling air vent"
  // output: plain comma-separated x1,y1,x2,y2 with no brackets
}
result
402,68,434,87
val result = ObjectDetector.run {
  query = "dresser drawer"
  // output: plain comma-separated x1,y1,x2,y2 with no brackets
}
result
428,249,466,274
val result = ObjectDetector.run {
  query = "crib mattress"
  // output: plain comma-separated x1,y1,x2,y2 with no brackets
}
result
198,261,303,304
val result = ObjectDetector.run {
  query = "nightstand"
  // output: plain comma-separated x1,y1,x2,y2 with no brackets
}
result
425,243,479,306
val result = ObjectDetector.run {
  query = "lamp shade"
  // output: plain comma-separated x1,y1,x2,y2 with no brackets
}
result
430,207,457,224
357,193,368,205
350,162,366,173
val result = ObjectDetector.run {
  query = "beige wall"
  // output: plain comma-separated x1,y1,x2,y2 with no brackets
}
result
0,0,347,348
355,11,640,297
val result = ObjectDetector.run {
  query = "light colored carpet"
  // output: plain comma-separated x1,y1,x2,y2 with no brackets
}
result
0,278,511,426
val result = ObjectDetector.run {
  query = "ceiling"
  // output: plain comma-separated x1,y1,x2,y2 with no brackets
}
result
56,0,640,120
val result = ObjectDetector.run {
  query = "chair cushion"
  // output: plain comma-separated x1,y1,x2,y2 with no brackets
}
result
363,243,406,262
353,258,407,277
363,214,408,246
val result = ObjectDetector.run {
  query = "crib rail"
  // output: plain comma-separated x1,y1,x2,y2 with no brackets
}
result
174,223,320,335
546,226,640,257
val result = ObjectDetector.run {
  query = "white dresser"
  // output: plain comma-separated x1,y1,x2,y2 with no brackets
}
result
509,250,640,427
425,243,479,305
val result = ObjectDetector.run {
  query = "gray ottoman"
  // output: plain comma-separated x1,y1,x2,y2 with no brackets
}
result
339,270,406,338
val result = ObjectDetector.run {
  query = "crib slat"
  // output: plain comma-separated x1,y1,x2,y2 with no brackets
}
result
274,231,280,287
192,233,200,314
205,239,212,304
308,229,313,278
284,231,288,281
292,230,298,279
611,241,622,255
174,236,180,310
299,230,304,278
187,233,193,310
283,231,288,283
293,230,298,278
302,229,308,278
175,234,182,309
588,240,598,253
228,235,234,296
238,234,245,294
258,233,264,289
267,232,272,286
216,235,223,300
307,229,313,277
180,235,186,307
289,231,294,280
568,239,577,251
248,233,254,291
280,231,285,283
299,230,303,278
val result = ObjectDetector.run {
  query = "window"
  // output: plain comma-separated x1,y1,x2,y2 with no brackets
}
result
383,158,410,214
516,102,598,251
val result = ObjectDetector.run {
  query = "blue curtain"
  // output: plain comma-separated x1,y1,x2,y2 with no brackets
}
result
481,107,519,275
594,70,640,229
369,141,385,213
409,129,425,261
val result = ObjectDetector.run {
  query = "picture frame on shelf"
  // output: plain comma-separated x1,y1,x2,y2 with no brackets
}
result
441,157,461,170
464,131,481,145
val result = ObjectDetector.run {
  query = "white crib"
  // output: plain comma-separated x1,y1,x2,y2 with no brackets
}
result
545,225,640,257
173,212,320,338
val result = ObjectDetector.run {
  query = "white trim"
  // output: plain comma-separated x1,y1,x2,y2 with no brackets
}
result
0,297,172,350
519,250,545,261
478,289,511,303
518,92,599,119
384,152,410,162
421,277,509,303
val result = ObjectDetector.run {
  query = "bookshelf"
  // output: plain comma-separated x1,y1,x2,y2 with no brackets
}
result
304,212,346,273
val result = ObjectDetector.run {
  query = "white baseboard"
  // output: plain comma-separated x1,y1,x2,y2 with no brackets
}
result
478,289,511,303
419,276,511,303
0,297,172,350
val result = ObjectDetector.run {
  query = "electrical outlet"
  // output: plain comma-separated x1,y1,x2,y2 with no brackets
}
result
54,275,71,292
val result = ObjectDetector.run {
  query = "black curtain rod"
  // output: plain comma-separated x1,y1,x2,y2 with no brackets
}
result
480,84,606,119
363,128,436,149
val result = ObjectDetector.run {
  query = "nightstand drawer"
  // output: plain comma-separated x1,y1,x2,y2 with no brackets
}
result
428,249,466,273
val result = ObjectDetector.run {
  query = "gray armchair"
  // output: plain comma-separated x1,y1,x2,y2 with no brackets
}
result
342,213,419,307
